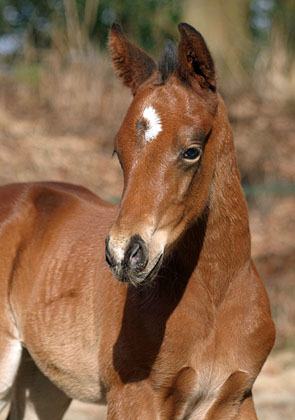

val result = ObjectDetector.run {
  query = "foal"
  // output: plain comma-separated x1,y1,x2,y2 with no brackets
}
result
0,23,274,419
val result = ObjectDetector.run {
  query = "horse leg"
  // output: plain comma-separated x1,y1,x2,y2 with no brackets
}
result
107,383,159,420
8,349,71,420
0,336,22,417
195,371,256,420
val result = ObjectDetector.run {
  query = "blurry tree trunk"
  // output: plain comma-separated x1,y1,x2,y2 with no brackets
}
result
183,0,252,93
63,0,99,54
83,0,100,37
254,0,295,102
63,0,83,52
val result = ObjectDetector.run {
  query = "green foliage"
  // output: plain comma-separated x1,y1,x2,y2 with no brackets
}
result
93,0,181,52
0,0,182,55
249,0,295,52
0,0,59,47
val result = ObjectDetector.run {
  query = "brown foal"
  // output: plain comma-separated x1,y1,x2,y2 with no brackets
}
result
0,23,275,419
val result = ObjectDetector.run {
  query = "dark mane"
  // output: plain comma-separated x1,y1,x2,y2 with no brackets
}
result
158,41,178,83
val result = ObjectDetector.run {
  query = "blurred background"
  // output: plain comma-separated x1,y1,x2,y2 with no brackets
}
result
0,1,294,419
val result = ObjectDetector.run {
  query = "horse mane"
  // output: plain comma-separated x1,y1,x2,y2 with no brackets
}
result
157,41,178,83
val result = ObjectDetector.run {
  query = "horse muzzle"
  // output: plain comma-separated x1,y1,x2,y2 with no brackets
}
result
105,233,163,285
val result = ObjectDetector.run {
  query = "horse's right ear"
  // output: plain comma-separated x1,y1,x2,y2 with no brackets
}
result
109,23,156,95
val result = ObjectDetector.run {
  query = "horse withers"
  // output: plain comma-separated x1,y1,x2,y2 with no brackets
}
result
0,23,275,419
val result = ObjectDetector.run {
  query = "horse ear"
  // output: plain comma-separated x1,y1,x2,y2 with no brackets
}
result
178,23,216,91
109,23,157,95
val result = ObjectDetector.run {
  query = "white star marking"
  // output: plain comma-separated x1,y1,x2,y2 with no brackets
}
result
142,106,162,142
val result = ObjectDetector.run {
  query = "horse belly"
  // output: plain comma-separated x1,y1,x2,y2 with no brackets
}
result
24,331,105,403
11,240,109,403
19,292,105,404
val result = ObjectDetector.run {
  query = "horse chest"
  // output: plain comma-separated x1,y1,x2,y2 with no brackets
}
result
123,299,240,418
107,287,213,376
104,292,215,384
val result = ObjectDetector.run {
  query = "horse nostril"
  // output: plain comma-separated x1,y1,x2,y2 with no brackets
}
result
105,235,114,268
129,242,141,267
126,235,148,270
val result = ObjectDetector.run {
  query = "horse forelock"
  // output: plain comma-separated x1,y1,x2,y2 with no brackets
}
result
157,41,178,83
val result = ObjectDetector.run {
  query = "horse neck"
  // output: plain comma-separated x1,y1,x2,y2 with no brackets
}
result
176,99,251,304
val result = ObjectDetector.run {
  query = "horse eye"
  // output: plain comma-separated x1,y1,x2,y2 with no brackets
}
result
182,146,202,161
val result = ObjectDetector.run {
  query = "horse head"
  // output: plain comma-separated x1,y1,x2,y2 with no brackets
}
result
106,23,226,285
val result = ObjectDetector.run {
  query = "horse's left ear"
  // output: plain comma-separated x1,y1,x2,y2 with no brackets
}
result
178,23,216,92
109,23,157,95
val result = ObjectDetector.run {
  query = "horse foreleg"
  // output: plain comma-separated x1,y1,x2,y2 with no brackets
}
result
8,349,71,420
107,383,159,420
196,371,255,420
0,336,22,417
